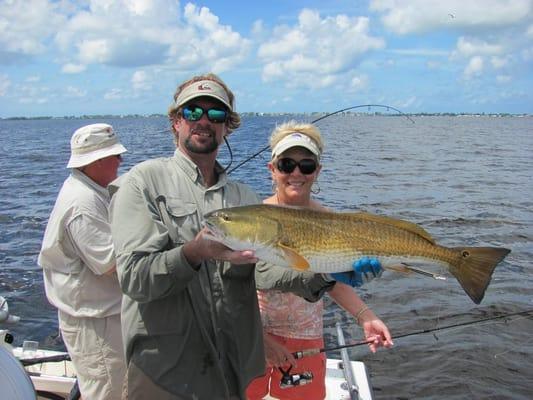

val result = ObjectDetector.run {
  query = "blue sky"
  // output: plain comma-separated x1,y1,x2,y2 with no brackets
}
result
1,0,532,117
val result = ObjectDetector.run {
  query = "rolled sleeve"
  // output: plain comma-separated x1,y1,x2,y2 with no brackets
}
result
255,261,334,302
67,213,115,275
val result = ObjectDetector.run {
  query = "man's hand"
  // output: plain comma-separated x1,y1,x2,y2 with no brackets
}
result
329,257,383,287
183,228,258,267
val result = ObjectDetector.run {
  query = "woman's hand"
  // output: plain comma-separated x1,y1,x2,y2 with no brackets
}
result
358,310,394,353
264,333,297,368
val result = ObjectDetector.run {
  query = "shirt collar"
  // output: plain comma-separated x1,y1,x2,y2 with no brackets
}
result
173,148,228,189
71,168,110,199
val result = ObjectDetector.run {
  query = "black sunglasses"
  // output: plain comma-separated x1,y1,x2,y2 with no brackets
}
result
182,105,228,123
276,158,318,175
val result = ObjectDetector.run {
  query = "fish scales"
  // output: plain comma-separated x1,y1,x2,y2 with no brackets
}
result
250,204,456,269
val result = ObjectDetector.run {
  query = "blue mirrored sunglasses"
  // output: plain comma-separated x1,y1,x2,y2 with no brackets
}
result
182,105,228,123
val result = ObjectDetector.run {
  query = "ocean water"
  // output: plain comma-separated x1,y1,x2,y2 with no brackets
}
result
1,115,532,399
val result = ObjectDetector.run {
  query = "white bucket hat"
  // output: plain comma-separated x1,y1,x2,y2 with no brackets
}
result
67,123,127,168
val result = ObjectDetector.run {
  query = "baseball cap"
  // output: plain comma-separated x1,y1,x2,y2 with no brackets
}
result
174,79,233,111
271,132,321,160
67,123,127,168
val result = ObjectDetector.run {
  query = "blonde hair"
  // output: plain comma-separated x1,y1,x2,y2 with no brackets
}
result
270,120,324,160
167,73,241,143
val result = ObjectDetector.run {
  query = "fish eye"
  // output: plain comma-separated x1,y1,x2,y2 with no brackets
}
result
221,213,230,222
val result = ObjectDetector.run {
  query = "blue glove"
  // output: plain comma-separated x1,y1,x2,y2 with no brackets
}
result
330,257,383,287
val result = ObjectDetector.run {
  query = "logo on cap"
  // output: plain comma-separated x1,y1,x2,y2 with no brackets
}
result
198,83,212,91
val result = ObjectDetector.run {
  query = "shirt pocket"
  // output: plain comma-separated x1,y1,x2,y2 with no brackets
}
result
59,318,107,380
163,198,200,244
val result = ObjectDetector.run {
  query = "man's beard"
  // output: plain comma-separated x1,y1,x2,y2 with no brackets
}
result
184,128,218,154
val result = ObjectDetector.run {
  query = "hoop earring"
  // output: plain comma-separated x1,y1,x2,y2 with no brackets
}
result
311,181,321,195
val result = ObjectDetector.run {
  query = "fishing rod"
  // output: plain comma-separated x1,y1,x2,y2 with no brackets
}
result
292,309,533,359
310,104,415,125
226,103,414,175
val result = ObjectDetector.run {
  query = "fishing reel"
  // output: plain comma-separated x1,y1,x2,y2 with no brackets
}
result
278,366,313,389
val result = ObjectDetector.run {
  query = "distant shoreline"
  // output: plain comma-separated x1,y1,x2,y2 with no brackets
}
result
1,112,531,121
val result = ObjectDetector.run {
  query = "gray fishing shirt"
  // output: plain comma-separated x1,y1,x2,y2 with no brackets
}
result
110,149,331,399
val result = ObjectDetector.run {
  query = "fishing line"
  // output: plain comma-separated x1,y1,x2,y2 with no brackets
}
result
310,104,415,125
292,309,533,359
154,104,413,173
226,104,414,175
221,136,233,173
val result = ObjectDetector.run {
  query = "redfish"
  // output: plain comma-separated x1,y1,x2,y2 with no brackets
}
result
204,204,510,304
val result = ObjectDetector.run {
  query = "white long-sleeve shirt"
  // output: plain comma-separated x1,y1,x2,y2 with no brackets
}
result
38,169,121,318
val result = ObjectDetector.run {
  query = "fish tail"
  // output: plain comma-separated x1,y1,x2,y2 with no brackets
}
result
449,247,510,304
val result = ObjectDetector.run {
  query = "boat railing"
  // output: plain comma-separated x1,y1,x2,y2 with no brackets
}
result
1,296,80,400
336,321,360,400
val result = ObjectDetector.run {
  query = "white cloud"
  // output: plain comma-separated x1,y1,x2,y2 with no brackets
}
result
455,37,504,57
65,86,87,98
491,56,509,69
390,48,449,57
399,96,417,108
104,88,123,100
522,47,533,61
0,74,11,96
168,4,251,73
451,37,512,81
371,0,532,86
16,83,49,104
496,75,511,83
25,76,41,83
463,56,484,78
0,0,66,61
371,0,532,34
258,9,384,88
350,75,368,91
252,20,265,36
131,70,152,91
51,1,249,72
77,38,113,64
54,0,178,67
125,0,156,15
62,63,86,74
19,97,48,104
527,24,533,38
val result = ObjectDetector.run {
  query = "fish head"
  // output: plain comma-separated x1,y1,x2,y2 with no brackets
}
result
204,206,281,251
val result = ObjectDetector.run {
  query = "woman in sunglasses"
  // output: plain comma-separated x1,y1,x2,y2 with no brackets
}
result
247,121,393,400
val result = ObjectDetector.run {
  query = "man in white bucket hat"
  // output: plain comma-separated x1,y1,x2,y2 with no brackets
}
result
38,123,127,400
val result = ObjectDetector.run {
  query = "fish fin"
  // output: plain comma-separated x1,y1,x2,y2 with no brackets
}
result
278,243,310,271
385,263,446,280
449,247,510,304
350,212,435,244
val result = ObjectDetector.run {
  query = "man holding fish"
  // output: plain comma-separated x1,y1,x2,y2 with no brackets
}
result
110,73,392,400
